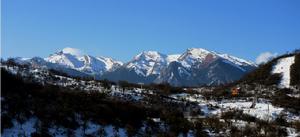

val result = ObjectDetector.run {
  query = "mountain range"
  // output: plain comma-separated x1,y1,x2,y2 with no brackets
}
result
11,47,257,87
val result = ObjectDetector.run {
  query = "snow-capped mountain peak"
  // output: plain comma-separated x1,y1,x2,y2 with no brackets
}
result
126,51,168,76
45,50,84,68
178,48,218,68
8,47,257,86
177,48,256,69
44,47,123,75
134,51,166,61
187,48,212,55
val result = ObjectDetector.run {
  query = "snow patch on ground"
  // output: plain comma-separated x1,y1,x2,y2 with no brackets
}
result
2,118,38,137
217,102,283,120
3,118,128,137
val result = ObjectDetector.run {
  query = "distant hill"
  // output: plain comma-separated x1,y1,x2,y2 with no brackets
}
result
239,51,300,89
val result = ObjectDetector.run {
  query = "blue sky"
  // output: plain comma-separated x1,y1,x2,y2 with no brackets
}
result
2,0,300,62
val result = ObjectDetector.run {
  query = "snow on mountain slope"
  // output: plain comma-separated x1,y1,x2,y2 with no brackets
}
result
125,51,168,76
166,54,180,63
45,47,122,75
8,47,256,86
151,48,258,86
124,52,182,77
178,48,215,68
218,53,256,67
272,56,295,88
78,55,110,74
46,51,84,68
96,56,123,71
126,48,255,81
10,57,31,65
178,48,256,70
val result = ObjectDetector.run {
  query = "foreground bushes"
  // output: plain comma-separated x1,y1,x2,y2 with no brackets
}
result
2,68,297,136
1,69,198,136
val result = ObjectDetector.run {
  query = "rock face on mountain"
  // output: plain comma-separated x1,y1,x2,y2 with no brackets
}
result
11,47,257,87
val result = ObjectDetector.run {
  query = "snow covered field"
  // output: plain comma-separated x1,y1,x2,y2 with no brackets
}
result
2,118,128,137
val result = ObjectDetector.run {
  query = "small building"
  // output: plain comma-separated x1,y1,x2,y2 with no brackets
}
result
231,87,239,96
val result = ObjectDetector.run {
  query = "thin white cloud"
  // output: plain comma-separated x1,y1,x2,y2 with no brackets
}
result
62,47,84,56
256,52,277,64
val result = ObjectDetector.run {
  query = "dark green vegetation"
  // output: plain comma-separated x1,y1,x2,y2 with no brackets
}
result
118,81,183,95
272,89,300,114
1,69,204,136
